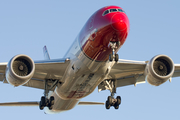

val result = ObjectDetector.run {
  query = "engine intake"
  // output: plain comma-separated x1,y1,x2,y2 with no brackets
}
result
145,55,174,86
6,54,35,86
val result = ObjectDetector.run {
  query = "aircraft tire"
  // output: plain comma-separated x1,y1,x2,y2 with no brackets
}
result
50,96,55,105
39,101,44,110
41,96,46,106
107,96,112,105
114,104,119,109
109,54,113,61
48,105,53,110
105,101,111,109
116,96,121,105
115,54,119,62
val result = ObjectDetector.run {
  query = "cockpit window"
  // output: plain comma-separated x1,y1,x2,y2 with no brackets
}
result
102,10,109,16
102,8,125,16
110,9,118,12
118,9,125,13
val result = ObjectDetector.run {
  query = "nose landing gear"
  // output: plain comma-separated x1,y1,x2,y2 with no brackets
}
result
109,54,119,62
109,42,119,62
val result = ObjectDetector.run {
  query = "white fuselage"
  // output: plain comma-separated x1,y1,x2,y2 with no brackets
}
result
45,34,114,114
44,5,130,113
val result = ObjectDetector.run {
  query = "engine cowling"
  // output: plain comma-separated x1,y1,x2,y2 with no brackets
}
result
145,55,174,86
6,54,35,86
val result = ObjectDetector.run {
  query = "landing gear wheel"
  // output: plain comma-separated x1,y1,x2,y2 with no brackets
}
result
115,54,119,62
39,96,55,110
109,54,113,61
50,96,55,105
48,104,53,110
105,101,111,109
114,104,119,109
48,96,55,110
39,96,46,110
116,96,121,105
41,96,46,106
107,96,112,105
39,101,44,110
113,96,121,110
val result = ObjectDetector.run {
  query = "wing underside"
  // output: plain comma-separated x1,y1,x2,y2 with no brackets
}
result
0,58,70,90
98,59,180,92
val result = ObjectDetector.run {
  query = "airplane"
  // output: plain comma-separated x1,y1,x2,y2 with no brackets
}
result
0,5,180,114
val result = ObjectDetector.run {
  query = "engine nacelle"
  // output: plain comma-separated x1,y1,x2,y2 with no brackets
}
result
145,55,174,86
6,54,35,86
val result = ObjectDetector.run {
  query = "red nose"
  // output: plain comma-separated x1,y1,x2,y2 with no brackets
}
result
111,13,129,32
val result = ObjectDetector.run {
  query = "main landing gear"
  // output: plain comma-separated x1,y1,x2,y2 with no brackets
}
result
39,79,59,110
39,96,54,110
106,96,121,109
104,80,121,110
109,42,119,62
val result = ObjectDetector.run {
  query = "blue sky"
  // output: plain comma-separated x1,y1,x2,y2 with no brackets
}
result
0,0,180,119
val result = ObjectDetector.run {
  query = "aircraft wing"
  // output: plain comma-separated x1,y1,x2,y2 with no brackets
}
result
98,59,180,91
1,57,180,91
0,62,7,81
109,59,147,87
173,64,180,77
0,58,70,90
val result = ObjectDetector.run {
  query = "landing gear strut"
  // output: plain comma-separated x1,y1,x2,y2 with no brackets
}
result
39,79,59,110
104,79,121,110
109,42,119,62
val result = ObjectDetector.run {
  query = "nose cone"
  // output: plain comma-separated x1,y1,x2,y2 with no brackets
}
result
111,13,129,32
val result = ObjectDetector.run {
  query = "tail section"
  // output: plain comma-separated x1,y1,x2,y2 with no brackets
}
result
43,46,50,60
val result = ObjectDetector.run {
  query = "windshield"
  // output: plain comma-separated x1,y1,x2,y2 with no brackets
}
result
102,8,125,16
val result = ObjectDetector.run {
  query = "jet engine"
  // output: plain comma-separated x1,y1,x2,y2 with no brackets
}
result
145,55,174,86
6,54,35,86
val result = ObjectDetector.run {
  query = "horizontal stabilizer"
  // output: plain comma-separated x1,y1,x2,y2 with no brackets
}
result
0,101,104,107
78,102,104,105
0,102,39,106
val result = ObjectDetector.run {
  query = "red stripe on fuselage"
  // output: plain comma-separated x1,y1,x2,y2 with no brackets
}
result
78,6,129,62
